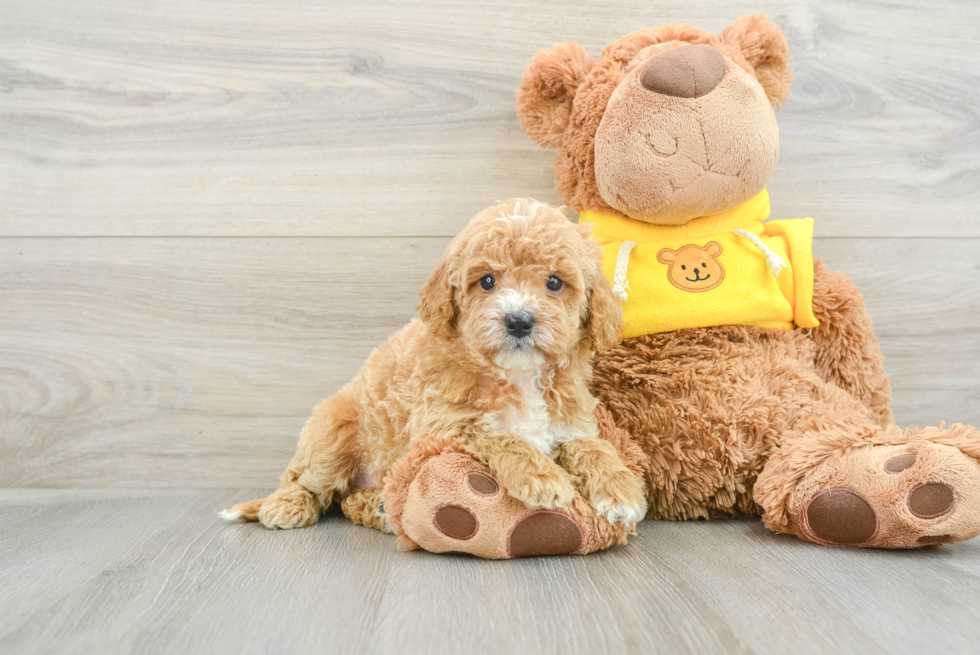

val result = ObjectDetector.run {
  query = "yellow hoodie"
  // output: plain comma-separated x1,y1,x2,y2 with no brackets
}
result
580,190,819,339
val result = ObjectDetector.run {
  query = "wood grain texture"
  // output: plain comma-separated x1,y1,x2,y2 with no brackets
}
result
0,237,977,488
3,489,980,655
1,0,979,237
1,2,979,652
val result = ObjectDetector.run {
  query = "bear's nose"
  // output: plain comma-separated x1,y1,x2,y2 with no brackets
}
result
640,44,727,98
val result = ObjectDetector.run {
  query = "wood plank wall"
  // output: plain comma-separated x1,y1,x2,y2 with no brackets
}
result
1,0,977,488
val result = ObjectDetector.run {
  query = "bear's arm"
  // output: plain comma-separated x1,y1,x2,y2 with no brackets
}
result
809,260,894,428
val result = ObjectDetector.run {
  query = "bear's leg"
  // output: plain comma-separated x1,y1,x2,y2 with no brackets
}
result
381,434,635,559
755,383,980,548
810,261,894,428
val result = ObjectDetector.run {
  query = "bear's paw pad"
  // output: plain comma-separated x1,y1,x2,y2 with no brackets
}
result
507,511,583,558
804,488,878,545
433,505,478,540
908,482,955,519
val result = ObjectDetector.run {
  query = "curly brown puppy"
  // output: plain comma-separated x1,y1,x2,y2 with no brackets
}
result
222,199,647,530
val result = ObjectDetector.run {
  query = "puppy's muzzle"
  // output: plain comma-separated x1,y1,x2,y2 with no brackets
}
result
504,311,535,338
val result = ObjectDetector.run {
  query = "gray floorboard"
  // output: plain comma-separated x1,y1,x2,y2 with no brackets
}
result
2,489,979,655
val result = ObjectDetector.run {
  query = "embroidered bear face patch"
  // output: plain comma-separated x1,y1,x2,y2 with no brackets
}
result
657,242,725,292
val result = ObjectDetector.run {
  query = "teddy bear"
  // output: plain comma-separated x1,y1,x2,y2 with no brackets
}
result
341,14,980,557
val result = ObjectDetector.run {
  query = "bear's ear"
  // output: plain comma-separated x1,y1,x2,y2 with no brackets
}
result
657,248,677,265
516,42,596,148
722,14,792,105
706,242,723,257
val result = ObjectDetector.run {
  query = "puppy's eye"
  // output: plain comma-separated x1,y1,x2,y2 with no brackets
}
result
546,275,564,292
479,274,495,291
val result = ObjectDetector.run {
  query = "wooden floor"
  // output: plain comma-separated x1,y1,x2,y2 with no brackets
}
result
4,489,980,655
2,0,979,653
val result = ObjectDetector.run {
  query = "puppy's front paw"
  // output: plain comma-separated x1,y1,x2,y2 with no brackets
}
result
258,487,319,530
502,465,576,510
589,471,647,526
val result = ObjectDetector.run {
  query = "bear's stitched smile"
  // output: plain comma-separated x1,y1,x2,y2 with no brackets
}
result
686,273,710,283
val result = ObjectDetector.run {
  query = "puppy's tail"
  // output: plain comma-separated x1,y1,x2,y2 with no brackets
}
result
218,497,266,522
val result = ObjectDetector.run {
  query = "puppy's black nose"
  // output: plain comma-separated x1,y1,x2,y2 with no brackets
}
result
505,311,535,338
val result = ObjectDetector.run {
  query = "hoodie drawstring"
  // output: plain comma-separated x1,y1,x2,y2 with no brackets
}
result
611,240,637,302
732,228,787,277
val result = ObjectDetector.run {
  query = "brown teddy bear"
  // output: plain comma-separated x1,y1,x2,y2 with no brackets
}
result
346,15,980,557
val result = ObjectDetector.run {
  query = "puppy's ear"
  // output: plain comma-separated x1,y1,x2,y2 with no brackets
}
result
517,42,596,148
587,266,623,352
574,222,595,241
418,249,457,339
722,14,792,105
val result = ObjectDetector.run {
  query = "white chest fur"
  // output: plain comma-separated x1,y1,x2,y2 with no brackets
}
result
487,370,589,455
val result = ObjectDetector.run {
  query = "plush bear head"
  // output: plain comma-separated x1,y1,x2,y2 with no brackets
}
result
516,15,792,225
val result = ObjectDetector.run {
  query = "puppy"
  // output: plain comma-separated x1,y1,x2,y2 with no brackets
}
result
223,199,647,530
